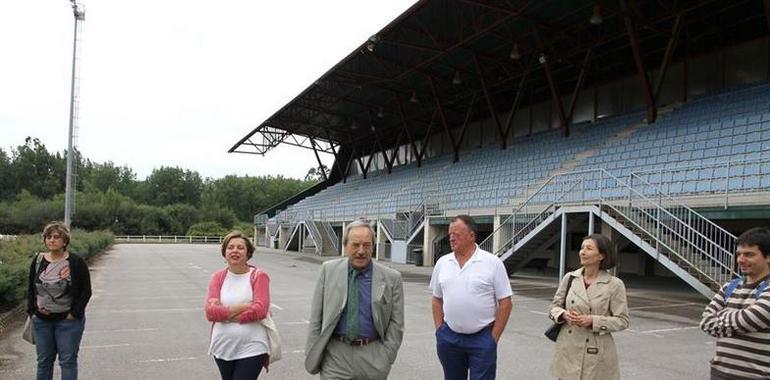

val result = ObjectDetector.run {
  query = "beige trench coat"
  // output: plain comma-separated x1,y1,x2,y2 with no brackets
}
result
548,269,629,380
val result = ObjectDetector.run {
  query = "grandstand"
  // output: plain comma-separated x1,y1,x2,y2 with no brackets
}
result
231,0,770,298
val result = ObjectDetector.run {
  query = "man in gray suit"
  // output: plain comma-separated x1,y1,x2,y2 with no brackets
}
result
305,220,405,379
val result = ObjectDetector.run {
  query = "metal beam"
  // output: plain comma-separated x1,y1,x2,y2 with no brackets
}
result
457,94,477,150
395,94,421,167
472,52,506,147
502,67,529,143
534,28,568,136
567,48,592,123
417,109,438,164
391,12,516,83
654,15,681,104
620,0,657,123
428,76,459,162
309,138,328,181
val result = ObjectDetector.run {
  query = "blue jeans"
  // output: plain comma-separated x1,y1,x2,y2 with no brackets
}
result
436,322,497,380
32,316,85,380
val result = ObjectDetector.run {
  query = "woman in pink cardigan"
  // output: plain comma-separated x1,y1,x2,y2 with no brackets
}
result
205,231,271,380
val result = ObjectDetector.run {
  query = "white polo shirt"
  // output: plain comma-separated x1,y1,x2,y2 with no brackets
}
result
429,245,513,334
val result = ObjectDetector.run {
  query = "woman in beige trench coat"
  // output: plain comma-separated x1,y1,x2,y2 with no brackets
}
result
548,234,629,380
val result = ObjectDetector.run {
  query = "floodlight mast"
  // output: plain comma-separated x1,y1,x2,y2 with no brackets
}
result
64,0,85,227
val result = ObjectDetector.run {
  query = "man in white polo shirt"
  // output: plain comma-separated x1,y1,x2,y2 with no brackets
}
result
430,215,513,380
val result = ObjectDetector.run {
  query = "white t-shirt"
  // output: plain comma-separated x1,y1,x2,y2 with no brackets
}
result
429,245,513,334
209,269,268,360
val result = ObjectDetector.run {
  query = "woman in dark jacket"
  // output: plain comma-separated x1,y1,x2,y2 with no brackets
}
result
27,221,92,380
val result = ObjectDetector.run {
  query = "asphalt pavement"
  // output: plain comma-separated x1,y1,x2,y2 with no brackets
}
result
0,244,715,379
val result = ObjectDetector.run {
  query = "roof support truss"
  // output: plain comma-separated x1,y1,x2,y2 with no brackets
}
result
621,0,657,123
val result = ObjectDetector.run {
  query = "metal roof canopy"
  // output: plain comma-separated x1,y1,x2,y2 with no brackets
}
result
230,0,769,180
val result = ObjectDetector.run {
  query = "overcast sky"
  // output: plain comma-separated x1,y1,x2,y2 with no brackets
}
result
1,0,417,180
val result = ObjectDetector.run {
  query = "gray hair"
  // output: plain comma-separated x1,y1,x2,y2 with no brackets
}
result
343,219,376,246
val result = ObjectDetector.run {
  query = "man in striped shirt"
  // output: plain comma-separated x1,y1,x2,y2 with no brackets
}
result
700,227,770,380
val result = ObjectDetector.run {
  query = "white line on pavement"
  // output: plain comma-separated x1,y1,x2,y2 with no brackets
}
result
270,303,284,310
136,357,199,363
85,328,159,334
88,308,199,314
629,302,701,310
637,326,700,334
81,344,132,349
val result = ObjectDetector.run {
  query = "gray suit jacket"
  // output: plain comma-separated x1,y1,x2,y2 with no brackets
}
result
305,258,404,374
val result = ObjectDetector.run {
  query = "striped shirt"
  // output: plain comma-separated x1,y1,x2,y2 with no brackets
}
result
700,275,770,380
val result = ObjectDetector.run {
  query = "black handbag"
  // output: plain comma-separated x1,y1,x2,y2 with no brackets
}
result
544,275,574,342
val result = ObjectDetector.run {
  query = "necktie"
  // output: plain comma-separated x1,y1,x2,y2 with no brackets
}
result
346,269,359,340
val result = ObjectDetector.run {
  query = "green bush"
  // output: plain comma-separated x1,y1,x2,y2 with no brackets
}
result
232,222,254,234
0,230,114,312
187,221,227,237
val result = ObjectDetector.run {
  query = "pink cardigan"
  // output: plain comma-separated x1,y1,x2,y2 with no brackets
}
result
204,265,270,324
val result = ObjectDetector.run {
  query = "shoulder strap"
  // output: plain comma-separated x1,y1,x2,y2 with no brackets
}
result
34,252,44,273
754,280,768,300
723,277,742,300
561,275,574,309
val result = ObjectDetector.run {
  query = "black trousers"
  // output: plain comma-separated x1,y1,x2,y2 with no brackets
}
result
214,354,267,380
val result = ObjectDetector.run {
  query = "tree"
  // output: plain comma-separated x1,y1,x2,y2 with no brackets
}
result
8,138,67,200
80,161,136,195
304,165,328,182
0,149,12,200
142,166,203,207
164,203,200,235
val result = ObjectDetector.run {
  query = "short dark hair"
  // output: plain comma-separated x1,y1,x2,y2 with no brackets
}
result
451,215,478,236
736,227,770,258
221,231,255,259
42,221,71,250
584,234,617,270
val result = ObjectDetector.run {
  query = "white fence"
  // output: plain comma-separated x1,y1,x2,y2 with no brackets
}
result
0,234,18,241
115,235,227,244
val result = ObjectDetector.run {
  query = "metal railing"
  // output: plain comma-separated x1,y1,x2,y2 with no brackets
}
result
303,220,324,255
266,222,279,237
321,219,338,253
381,219,409,240
631,155,770,209
480,168,738,287
115,235,227,244
254,214,269,226
479,177,583,254
406,206,426,239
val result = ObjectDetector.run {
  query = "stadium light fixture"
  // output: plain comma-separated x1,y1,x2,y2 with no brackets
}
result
590,4,603,25
509,43,521,60
409,90,419,103
452,70,462,85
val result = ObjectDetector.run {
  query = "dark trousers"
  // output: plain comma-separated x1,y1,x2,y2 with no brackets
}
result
214,354,267,380
436,322,497,380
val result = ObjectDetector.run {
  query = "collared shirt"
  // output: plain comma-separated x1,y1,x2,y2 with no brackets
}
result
334,261,378,339
429,245,513,334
